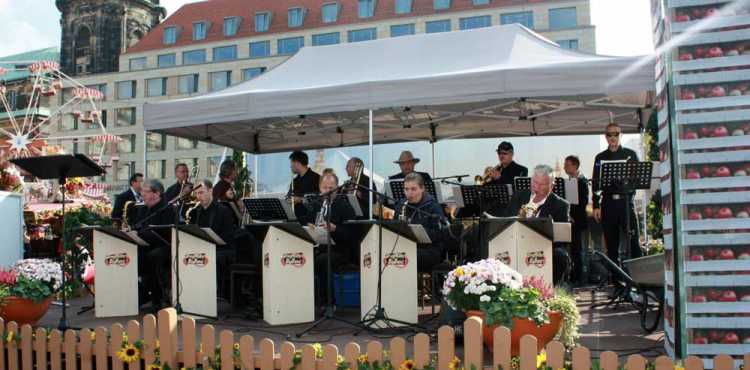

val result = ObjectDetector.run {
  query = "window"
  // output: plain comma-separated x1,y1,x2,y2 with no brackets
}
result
60,114,77,131
358,0,375,18
147,78,167,97
116,81,136,99
278,37,304,55
176,138,199,150
210,71,231,91
193,21,207,40
178,74,199,94
460,15,491,30
348,28,377,42
426,19,451,33
549,7,577,30
118,134,136,153
390,24,415,37
84,109,106,129
557,39,579,50
288,7,305,27
147,160,166,179
129,57,147,71
183,49,206,65
147,133,166,151
395,0,412,14
433,0,450,10
207,156,225,176
116,107,136,127
163,26,177,44
7,90,17,109
500,11,534,28
243,67,266,81
213,45,237,61
321,3,339,23
250,41,271,58
117,161,135,181
224,17,240,36
157,53,176,68
473,0,489,4
312,32,340,46
255,12,271,32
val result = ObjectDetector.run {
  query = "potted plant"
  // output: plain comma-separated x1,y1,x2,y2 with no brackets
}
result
441,259,579,354
0,258,62,325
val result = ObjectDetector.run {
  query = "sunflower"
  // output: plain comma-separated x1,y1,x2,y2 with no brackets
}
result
116,344,140,363
357,354,369,364
536,351,547,369
399,359,416,370
6,331,15,344
233,343,240,350
146,364,162,370
89,332,96,341
448,356,461,370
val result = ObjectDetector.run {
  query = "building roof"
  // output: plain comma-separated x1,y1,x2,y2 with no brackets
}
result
0,47,60,83
125,0,562,54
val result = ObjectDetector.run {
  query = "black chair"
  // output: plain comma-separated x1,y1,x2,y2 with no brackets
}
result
228,263,261,319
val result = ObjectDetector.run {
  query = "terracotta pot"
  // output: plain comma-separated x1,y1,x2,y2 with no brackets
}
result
0,296,52,325
466,310,562,355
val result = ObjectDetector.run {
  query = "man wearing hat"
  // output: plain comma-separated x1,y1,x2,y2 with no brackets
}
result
485,141,528,185
388,150,433,183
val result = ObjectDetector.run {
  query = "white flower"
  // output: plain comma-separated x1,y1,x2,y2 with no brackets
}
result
479,295,491,302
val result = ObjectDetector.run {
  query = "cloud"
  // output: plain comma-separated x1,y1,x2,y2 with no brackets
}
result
0,20,57,57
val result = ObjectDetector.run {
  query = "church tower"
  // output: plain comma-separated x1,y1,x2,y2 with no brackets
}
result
56,0,165,76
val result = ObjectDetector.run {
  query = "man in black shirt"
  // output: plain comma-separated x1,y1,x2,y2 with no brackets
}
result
388,151,432,183
164,163,192,204
345,157,377,219
564,155,590,285
592,123,642,266
288,150,321,223
111,173,143,227
486,141,528,185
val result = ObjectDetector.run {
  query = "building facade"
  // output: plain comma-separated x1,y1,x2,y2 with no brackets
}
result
49,0,595,195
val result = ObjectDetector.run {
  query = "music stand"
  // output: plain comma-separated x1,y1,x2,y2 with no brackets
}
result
514,177,566,198
10,154,104,330
243,196,296,221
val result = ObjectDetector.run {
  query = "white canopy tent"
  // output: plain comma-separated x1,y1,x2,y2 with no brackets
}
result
143,24,654,154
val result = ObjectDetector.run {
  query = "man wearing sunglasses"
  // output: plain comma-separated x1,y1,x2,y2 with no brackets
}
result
592,123,642,266
486,141,528,185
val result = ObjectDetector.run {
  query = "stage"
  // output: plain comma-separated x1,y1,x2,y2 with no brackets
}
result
36,287,664,358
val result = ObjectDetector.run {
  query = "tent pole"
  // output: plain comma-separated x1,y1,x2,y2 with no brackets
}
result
369,109,373,221
143,129,148,178
254,154,259,193
431,141,436,177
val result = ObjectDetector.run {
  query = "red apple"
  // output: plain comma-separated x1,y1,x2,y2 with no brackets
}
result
705,7,720,18
713,126,729,137
730,89,743,96
679,52,694,60
715,166,731,177
694,336,709,344
726,49,740,57
716,207,734,218
741,293,750,301
675,14,691,22
697,85,710,98
744,337,750,344
687,169,701,179
733,129,745,136
685,130,699,139
739,252,750,260
694,46,707,58
703,208,717,219
722,332,740,344
692,294,708,302
720,248,736,260
689,211,703,220
707,46,724,58
737,83,749,92
709,330,723,342
682,90,696,100
708,289,723,301
710,85,727,97
691,254,705,261
691,8,705,19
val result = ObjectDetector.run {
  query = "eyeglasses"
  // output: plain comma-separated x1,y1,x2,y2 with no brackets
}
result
606,132,620,138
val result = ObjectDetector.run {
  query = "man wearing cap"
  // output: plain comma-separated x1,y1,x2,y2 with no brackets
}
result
485,141,528,185
389,150,433,183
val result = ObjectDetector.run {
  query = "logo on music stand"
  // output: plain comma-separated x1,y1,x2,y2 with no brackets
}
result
183,253,208,267
363,252,372,269
383,252,408,268
281,252,306,268
263,253,270,267
494,251,511,266
525,251,546,268
104,253,130,267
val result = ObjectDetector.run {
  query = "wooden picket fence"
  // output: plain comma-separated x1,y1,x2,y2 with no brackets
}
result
1,308,749,370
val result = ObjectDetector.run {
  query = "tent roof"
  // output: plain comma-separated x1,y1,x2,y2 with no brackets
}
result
144,24,654,154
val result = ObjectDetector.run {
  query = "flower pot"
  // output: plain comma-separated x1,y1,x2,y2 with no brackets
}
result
0,296,52,325
466,310,562,355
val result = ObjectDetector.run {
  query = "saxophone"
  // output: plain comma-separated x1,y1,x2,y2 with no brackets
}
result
399,202,408,222
185,202,201,224
518,198,539,218
122,200,134,230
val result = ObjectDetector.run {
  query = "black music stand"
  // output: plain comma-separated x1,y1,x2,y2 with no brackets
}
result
387,179,438,202
243,197,296,221
11,154,104,330
514,177,566,198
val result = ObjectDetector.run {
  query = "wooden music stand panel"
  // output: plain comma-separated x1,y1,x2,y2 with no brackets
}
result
262,226,315,326
487,222,553,284
171,230,218,318
360,226,418,327
93,230,139,318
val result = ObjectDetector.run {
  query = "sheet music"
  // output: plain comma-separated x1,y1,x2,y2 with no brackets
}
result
201,228,226,246
408,224,431,244
564,178,579,205
124,231,149,246
303,225,335,245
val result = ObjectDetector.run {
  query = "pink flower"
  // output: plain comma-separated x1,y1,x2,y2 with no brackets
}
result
523,276,553,300
0,269,17,286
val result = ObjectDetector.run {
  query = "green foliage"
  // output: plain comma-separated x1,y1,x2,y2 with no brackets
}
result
546,288,580,348
480,287,548,328
9,275,54,303
62,206,112,296
232,150,250,196
643,112,663,240
0,285,10,305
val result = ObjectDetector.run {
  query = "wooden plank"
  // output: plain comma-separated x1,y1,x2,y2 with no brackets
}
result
126,321,142,370
519,335,537,370
110,324,124,370
0,320,4,370
95,327,109,370
625,355,647,370
492,326,511,370
142,314,157,366
63,330,76,370
7,321,19,370
182,317,197,368
157,308,178,367
744,354,750,370
49,330,62,370
343,342,360,369
259,338,274,370
654,356,673,370
545,341,565,370
572,347,591,370
684,356,704,370
599,351,619,370
239,335,255,370
322,344,338,370
20,325,32,370
200,325,215,370
366,341,383,365
413,333,430,369
389,337,406,369
301,345,316,370
713,355,734,370
437,326,455,370
80,328,93,370
219,330,234,370
279,342,296,370
463,316,482,370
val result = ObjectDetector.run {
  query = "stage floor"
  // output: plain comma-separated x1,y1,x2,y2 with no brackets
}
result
36,287,665,358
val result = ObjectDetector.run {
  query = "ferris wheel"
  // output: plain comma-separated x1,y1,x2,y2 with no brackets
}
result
0,60,118,167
